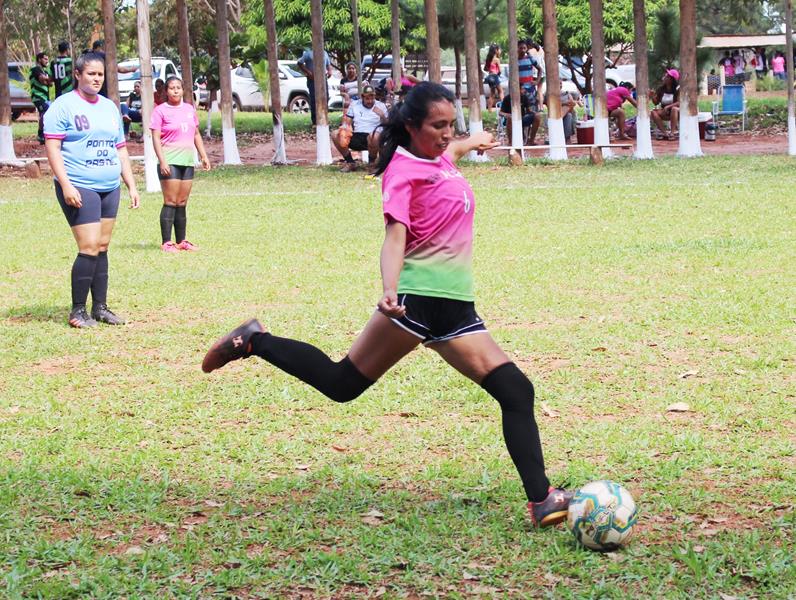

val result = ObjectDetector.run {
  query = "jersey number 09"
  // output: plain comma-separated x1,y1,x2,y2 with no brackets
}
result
74,115,90,131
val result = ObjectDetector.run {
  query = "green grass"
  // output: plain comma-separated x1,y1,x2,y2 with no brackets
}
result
1,156,794,598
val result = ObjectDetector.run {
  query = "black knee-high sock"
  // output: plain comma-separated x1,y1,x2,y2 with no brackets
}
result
174,206,187,243
250,332,374,402
160,205,176,243
481,362,550,502
71,253,98,309
91,251,108,306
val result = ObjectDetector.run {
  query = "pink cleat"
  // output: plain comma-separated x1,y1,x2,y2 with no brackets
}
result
161,241,180,253
177,240,199,251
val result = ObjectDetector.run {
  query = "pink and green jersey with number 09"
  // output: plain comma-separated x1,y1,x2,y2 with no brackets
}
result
382,146,476,302
149,101,199,167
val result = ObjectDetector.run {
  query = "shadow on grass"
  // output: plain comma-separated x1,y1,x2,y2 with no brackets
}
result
3,303,64,323
112,242,163,251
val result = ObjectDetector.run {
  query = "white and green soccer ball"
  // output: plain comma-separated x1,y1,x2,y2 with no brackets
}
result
567,480,638,551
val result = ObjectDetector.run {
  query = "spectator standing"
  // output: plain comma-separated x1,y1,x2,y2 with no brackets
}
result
772,51,786,80
483,44,503,110
753,47,768,79
90,39,137,98
718,51,735,79
297,47,332,125
332,84,387,172
51,42,74,98
340,62,368,108
515,40,542,110
154,78,167,105
30,52,52,144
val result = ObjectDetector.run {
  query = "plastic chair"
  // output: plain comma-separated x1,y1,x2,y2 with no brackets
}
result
712,84,747,132
582,94,594,119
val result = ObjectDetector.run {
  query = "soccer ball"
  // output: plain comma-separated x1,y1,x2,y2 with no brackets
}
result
567,480,638,551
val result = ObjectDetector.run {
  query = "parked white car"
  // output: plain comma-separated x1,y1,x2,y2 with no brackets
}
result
117,57,180,101
229,61,343,112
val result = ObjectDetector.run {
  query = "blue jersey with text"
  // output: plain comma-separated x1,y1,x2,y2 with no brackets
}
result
43,90,126,192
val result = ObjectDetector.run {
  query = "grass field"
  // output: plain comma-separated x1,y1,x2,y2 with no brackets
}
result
0,156,794,598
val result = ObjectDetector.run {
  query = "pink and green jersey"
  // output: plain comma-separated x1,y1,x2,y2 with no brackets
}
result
149,101,199,166
382,146,475,301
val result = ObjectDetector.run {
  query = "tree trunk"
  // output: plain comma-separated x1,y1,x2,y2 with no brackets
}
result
351,0,363,95
101,0,120,106
453,46,466,134
264,0,287,164
463,0,486,160
590,0,610,157
542,0,567,159
786,0,795,155
0,0,19,162
424,0,441,82
176,0,194,104
677,0,702,157
390,0,402,98
67,0,75,72
136,0,159,191
633,0,653,158
310,0,331,164
506,0,523,161
216,0,242,164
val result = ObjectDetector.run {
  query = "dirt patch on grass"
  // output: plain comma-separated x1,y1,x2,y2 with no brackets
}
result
31,355,84,375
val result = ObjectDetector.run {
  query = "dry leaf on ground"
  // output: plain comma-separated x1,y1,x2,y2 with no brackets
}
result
666,402,691,412
540,402,560,418
679,370,699,379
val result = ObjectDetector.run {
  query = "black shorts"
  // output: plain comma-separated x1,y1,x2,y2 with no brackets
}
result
390,293,487,345
158,164,195,180
349,132,370,152
55,180,120,227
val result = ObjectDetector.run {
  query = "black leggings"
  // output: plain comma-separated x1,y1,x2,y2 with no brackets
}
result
250,333,550,502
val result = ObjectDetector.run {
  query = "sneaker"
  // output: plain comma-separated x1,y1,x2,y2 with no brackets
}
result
177,240,199,251
528,487,575,528
91,303,126,325
162,241,179,253
340,161,357,173
68,306,98,329
202,318,265,373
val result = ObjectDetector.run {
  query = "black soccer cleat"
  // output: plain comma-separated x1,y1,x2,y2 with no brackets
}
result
92,304,126,325
68,307,98,329
528,487,575,528
202,318,265,373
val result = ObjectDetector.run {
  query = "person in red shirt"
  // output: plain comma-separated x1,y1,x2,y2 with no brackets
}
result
605,82,637,140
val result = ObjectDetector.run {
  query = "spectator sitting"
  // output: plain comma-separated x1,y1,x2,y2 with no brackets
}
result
499,87,541,146
332,84,388,172
386,66,421,99
340,62,368,109
650,69,680,140
605,81,637,141
154,78,167,105
484,43,503,110
121,81,144,138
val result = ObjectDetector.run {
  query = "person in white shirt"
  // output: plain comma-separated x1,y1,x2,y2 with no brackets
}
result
332,84,388,172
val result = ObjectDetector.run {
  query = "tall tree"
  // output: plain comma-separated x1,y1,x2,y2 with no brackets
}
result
216,0,242,164
310,0,332,164
264,0,287,164
425,0,441,81
464,0,487,160
351,0,363,95
390,0,402,96
0,0,20,163
176,0,194,104
589,0,610,157
542,0,567,159
787,0,795,155
677,0,702,157
101,0,120,106
506,0,523,162
633,0,653,159
136,0,159,191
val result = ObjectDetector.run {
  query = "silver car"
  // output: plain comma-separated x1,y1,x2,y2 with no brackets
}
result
8,62,35,120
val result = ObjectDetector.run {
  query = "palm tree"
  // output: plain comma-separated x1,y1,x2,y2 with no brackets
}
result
264,0,287,164
425,0,442,82
135,0,160,192
589,0,610,157
677,0,702,157
0,0,20,163
542,0,567,160
633,0,654,159
216,0,242,164
310,0,332,164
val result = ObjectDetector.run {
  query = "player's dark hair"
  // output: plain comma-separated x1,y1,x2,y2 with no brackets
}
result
75,52,105,73
58,41,70,54
36,52,47,61
165,76,182,88
372,81,454,176
92,39,104,51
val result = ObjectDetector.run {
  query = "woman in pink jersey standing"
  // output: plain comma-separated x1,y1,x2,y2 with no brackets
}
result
150,76,211,252
202,82,573,527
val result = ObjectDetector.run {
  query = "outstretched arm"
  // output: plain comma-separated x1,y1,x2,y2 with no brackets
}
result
377,221,407,318
444,131,498,162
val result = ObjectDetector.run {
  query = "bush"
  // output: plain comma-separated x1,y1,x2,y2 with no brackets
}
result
755,77,787,92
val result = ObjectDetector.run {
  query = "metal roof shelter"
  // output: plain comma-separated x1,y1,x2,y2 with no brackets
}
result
699,33,796,48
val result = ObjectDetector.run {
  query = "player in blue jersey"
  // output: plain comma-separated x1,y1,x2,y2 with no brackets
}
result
44,52,140,328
